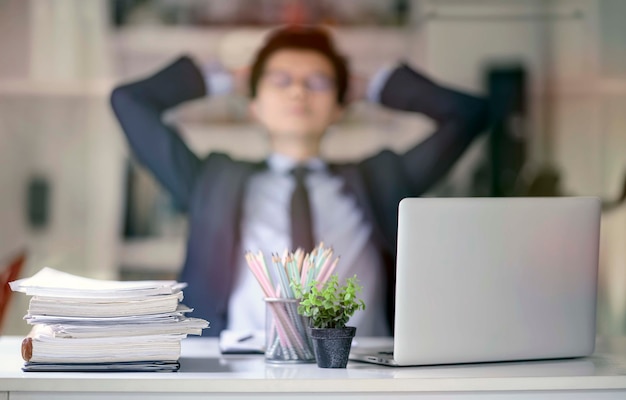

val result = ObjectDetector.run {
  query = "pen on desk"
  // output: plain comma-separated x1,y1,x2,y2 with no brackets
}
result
237,334,254,343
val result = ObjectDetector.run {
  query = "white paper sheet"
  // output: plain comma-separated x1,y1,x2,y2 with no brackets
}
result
10,267,186,298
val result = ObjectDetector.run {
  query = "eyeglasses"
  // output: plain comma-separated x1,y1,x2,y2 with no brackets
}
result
262,70,335,92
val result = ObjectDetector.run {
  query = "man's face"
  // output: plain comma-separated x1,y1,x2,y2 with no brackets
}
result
250,49,344,145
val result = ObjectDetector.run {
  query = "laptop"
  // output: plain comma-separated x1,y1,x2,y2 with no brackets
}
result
350,197,601,366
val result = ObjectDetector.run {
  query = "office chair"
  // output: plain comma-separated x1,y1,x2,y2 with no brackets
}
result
0,250,26,334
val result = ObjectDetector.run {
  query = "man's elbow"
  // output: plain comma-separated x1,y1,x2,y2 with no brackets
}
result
464,97,489,135
110,85,131,114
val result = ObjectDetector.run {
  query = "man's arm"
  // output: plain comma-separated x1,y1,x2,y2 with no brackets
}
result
378,64,488,196
110,56,207,211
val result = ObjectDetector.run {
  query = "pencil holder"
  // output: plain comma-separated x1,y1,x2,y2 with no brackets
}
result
264,298,315,363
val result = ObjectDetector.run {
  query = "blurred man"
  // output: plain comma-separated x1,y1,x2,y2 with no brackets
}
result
111,26,487,336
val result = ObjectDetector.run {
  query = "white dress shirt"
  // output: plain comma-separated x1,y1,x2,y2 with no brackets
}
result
227,153,390,336
203,61,394,336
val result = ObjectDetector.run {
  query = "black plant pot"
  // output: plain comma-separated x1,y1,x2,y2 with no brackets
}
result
309,326,356,368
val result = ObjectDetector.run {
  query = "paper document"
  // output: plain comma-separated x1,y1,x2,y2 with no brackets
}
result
10,267,210,372
219,330,265,354
10,267,186,298
22,361,180,372
24,306,193,325
28,292,184,317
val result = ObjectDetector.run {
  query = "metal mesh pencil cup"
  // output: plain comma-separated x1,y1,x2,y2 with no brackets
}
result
264,297,315,363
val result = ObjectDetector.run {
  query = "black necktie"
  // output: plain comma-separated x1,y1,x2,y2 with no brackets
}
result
290,166,314,252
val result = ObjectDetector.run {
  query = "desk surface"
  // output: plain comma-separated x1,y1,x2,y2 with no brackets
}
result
2,336,626,399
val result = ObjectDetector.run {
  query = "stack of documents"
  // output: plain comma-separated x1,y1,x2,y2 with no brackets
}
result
10,267,209,372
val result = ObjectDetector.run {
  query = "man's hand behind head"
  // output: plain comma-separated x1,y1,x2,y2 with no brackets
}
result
346,73,368,103
232,66,250,97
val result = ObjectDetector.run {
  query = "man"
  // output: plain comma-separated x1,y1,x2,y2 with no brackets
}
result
111,26,487,336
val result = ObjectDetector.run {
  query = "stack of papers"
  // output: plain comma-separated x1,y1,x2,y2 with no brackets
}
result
10,267,209,372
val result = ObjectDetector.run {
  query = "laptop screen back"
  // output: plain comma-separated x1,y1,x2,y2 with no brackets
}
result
393,197,600,366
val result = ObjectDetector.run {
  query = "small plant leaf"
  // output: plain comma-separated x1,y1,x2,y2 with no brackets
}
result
294,273,365,329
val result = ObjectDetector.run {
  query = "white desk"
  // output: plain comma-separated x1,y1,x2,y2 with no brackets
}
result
1,336,626,399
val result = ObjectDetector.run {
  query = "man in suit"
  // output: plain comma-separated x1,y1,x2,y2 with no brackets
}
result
111,26,487,336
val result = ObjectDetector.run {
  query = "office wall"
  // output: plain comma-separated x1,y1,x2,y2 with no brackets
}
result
0,0,125,335
419,0,626,335
1,0,625,335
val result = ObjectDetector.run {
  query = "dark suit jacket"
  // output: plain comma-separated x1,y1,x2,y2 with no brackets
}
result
111,56,488,336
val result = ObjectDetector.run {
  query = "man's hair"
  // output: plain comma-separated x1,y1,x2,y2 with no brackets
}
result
249,26,350,105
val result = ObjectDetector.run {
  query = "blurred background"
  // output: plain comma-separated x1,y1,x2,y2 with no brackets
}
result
1,0,625,337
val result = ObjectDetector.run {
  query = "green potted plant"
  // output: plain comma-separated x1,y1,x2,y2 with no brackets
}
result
292,274,365,368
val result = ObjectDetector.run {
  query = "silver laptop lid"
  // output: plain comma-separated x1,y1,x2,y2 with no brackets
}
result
394,197,600,366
